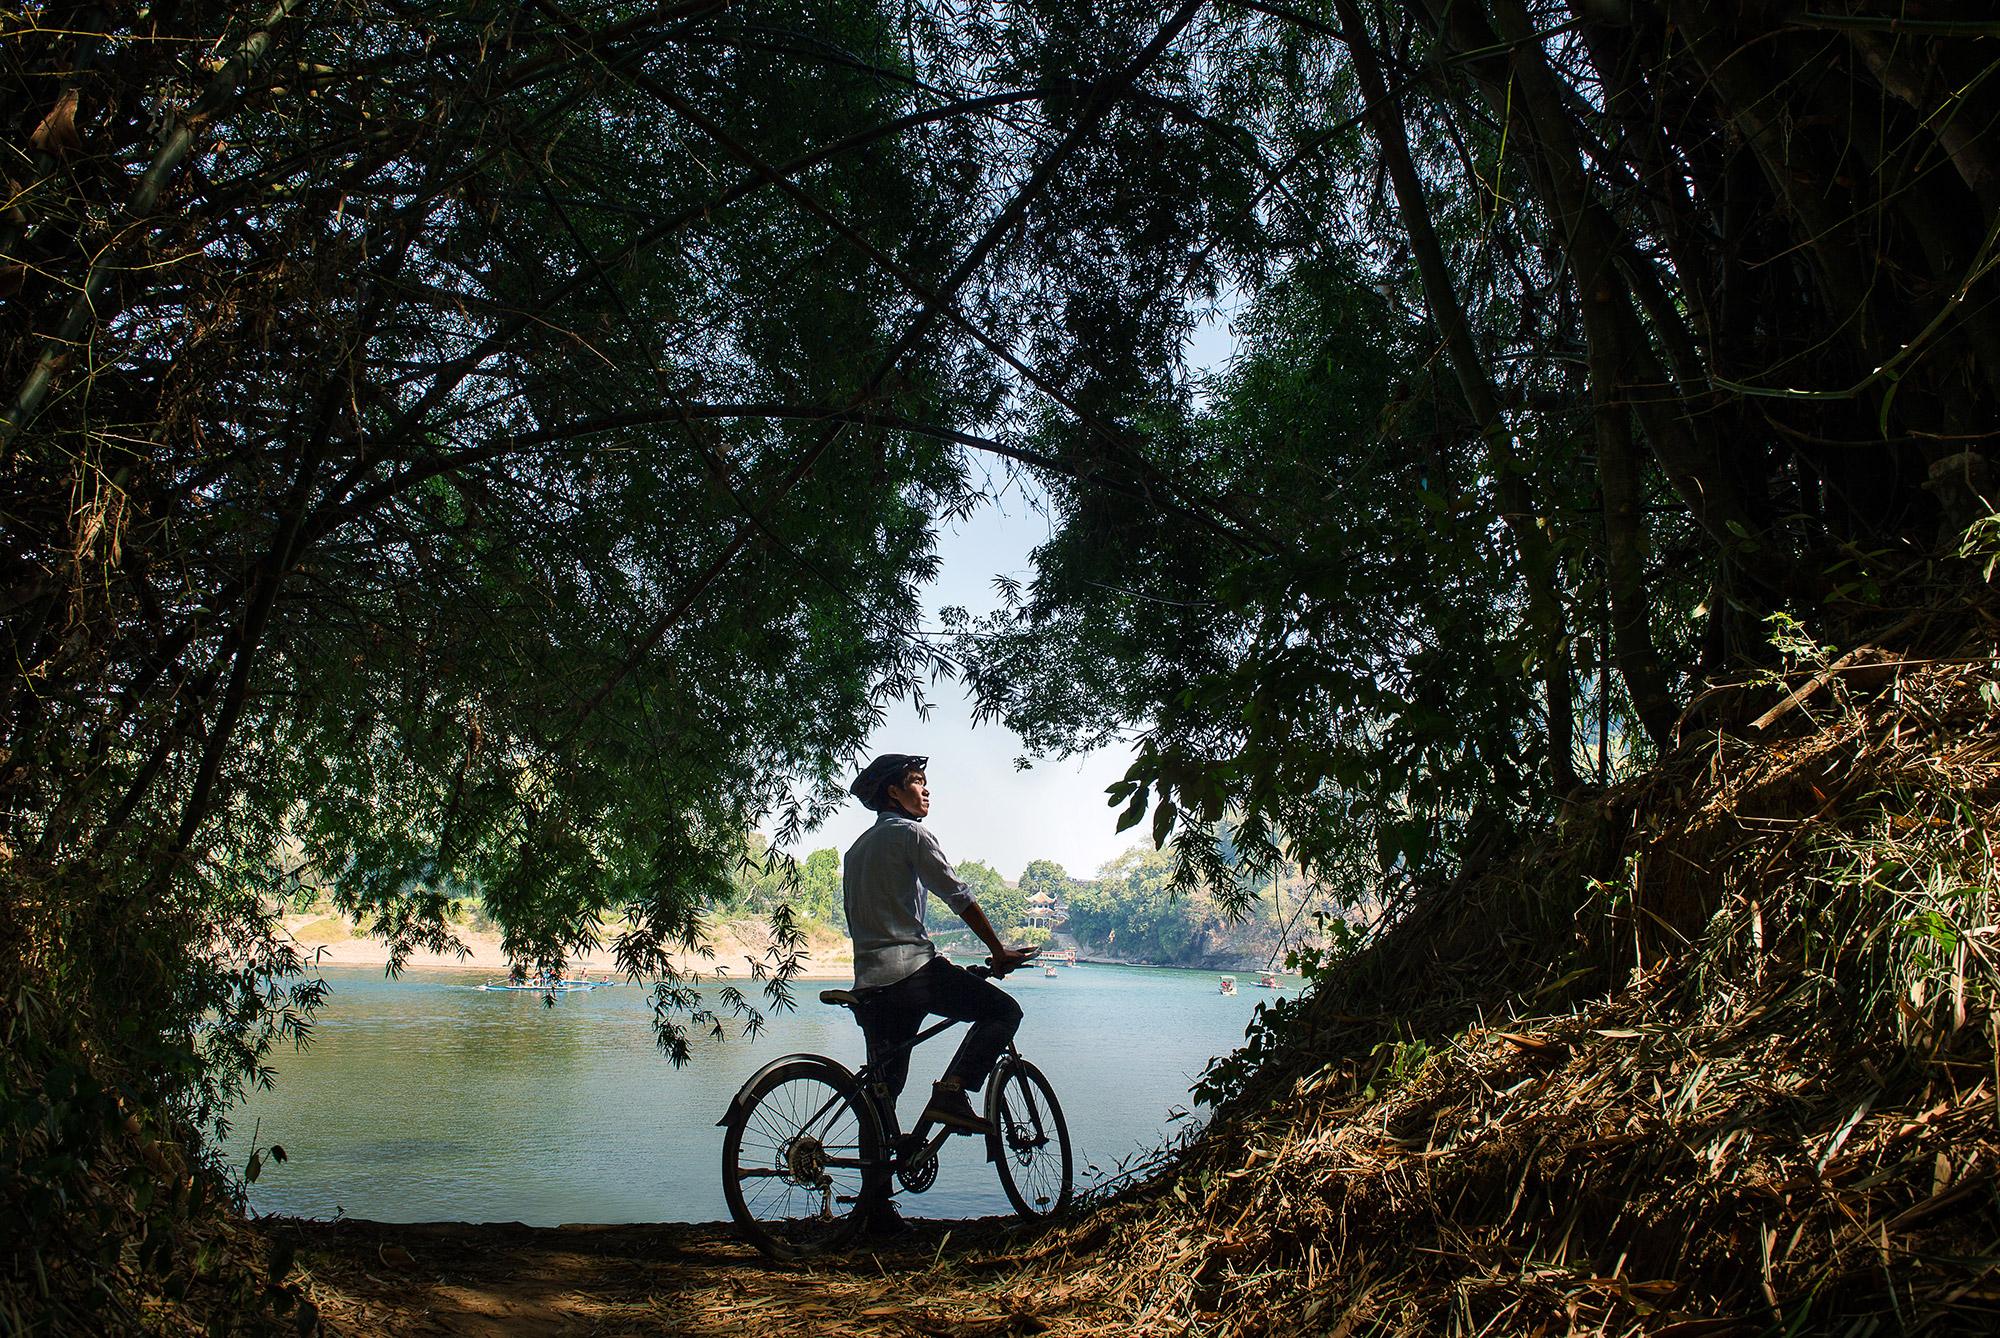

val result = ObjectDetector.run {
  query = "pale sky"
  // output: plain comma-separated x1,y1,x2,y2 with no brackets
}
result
781,311,1238,881
796,488,1144,882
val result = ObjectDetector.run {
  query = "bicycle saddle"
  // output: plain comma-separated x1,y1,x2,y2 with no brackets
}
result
819,988,860,1009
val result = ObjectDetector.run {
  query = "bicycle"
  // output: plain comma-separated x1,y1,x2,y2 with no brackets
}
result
717,963,1074,1260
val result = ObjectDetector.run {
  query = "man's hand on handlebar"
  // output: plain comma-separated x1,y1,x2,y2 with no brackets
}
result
986,944,1039,978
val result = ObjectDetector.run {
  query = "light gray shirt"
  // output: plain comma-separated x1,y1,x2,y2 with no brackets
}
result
843,811,976,990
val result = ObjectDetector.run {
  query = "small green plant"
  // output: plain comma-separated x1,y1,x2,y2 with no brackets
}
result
1363,1036,1433,1098
1283,908,1366,979
1763,610,1835,670
243,1127,288,1188
1959,510,2000,582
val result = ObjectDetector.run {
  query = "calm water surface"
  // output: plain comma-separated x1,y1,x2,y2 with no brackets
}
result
223,962,1278,1224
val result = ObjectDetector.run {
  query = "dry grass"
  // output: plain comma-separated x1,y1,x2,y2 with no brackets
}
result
916,594,2000,1335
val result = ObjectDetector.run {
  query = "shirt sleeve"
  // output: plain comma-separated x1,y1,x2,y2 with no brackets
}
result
912,825,976,913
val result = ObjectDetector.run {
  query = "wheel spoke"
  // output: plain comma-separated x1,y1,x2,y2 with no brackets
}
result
723,1064,880,1261
988,1060,1071,1221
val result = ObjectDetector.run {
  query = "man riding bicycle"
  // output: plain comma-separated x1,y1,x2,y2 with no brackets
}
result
843,753,1036,1151
714,754,1069,1254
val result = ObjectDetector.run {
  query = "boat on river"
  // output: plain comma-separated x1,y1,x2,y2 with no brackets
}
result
477,978,618,992
1257,972,1283,990
1218,975,1237,996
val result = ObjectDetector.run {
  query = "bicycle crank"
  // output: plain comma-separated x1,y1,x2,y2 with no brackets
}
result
896,1129,950,1193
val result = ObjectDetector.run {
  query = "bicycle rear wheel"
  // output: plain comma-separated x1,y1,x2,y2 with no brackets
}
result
985,1055,1072,1218
722,1059,884,1260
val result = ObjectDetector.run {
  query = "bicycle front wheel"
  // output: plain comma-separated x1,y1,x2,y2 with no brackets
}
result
985,1056,1073,1218
722,1059,884,1260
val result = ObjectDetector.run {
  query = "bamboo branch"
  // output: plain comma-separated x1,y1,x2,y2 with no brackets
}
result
0,0,310,453
532,0,1211,732
594,76,1270,554
1790,14,2000,38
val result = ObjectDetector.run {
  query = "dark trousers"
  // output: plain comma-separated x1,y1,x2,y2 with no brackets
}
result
856,957,1022,1119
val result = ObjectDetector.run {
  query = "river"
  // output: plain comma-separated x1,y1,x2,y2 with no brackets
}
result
223,961,1282,1224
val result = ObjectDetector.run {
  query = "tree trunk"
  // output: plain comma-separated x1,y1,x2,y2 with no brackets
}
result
1332,0,1579,791
1593,391,1680,747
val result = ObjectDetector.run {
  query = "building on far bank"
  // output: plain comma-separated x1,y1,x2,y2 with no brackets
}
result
1025,888,1067,931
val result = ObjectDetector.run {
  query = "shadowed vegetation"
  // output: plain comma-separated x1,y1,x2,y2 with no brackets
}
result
4,0,1997,1330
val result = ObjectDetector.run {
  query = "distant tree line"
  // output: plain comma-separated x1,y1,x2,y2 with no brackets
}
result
724,842,1322,967
722,834,1033,940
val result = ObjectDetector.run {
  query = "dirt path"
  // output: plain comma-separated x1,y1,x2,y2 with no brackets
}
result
269,1216,1080,1337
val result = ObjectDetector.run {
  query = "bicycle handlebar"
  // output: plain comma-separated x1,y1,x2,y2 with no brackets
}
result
966,946,1040,982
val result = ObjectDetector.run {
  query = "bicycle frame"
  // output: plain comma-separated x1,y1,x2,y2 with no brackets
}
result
718,970,1073,1252
716,1011,1020,1181
853,1012,996,1161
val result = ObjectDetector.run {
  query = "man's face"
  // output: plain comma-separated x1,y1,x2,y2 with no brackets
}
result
886,770,930,819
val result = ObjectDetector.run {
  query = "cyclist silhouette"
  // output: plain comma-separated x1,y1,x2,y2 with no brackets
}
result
717,768,1072,1255
843,754,1036,1148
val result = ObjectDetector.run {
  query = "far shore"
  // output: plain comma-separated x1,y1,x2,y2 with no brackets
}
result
281,912,857,981
280,913,1277,982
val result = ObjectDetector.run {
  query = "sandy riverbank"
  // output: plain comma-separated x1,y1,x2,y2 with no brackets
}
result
280,912,857,980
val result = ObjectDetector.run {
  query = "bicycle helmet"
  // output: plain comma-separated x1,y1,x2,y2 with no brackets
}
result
849,753,928,811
